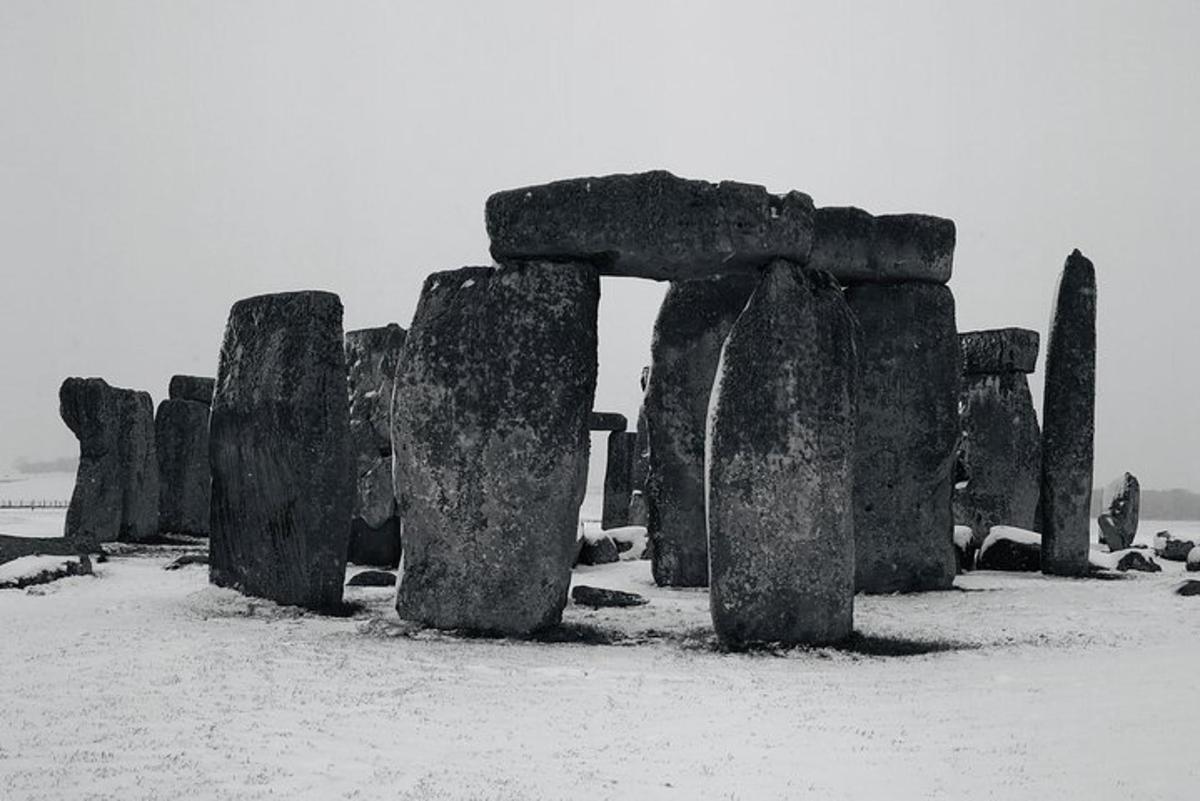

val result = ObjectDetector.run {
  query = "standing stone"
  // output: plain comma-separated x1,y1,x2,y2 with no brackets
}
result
1098,472,1140,552
707,261,857,648
953,329,1042,545
846,282,959,593
392,261,599,635
113,389,158,543
168,375,216,405
155,398,211,536
208,291,352,611
631,366,651,492
644,274,758,587
345,324,407,567
602,431,636,530
1040,249,1097,576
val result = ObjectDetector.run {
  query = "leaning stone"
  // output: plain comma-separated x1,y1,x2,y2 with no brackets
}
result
346,570,397,587
571,585,648,608
589,412,627,432
707,261,857,648
644,273,758,587
155,398,211,536
846,282,959,593
810,207,955,284
1097,472,1140,552
1040,250,1097,576
347,517,401,568
208,291,352,612
953,370,1041,545
486,171,815,281
601,431,636,530
392,261,599,635
168,375,216,405
960,328,1040,374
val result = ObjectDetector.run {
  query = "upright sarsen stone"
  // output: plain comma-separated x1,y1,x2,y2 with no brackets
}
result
644,274,758,587
208,291,352,611
1098,472,1140,552
602,431,636,530
113,389,159,543
707,261,857,648
846,283,959,593
1040,250,1097,576
155,398,211,536
392,261,599,635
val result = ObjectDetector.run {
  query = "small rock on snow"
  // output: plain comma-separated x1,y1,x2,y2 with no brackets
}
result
571,585,648,608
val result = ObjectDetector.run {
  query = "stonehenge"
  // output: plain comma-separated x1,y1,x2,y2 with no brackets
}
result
1039,249,1097,576
155,375,214,536
208,291,353,612
345,323,407,568
707,261,858,647
391,261,599,635
602,431,636,530
953,329,1042,545
1098,472,1140,552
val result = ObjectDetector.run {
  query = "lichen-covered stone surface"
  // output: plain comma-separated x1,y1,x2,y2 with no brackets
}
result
168,375,216,405
208,291,352,612
155,398,211,536
1098,472,1140,552
486,171,815,281
953,372,1041,545
1040,250,1097,576
391,261,599,635
644,274,758,587
707,261,857,648
588,411,627,432
846,282,959,593
602,431,636,530
960,328,1039,374
810,207,956,284
60,377,159,544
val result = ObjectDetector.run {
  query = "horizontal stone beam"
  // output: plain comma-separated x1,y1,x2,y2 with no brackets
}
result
588,411,627,432
960,328,1039,374
169,375,215,405
810,207,955,284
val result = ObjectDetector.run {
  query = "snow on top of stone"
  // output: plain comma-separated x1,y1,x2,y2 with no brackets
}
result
0,555,76,584
979,525,1041,561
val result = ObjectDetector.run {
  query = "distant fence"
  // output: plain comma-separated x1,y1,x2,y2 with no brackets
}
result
0,500,70,509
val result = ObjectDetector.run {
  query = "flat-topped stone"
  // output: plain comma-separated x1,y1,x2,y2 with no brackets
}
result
168,375,215,405
960,328,1040,374
808,207,955,284
486,171,815,281
589,412,628,432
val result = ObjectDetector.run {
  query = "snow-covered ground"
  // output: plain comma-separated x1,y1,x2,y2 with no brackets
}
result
2,543,1199,800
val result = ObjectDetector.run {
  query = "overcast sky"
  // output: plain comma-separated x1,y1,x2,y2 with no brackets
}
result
1,0,1197,490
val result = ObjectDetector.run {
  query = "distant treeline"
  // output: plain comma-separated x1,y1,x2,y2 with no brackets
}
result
1091,487,1200,520
13,456,78,474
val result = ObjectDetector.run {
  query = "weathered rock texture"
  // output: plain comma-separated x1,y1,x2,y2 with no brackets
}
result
1039,250,1097,576
392,261,599,634
345,323,407,567
486,171,816,281
643,274,758,587
1098,472,1140,552
810,206,955,284
602,431,636,530
589,412,627,432
707,261,858,648
846,283,959,593
60,377,159,544
208,291,352,612
0,535,96,564
953,329,1042,545
168,375,215,405
155,398,211,536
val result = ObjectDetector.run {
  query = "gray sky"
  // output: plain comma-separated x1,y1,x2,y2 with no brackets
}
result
2,0,1197,489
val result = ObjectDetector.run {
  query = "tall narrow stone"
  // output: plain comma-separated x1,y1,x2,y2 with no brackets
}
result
1040,250,1097,575
114,389,159,543
644,274,758,586
953,329,1042,545
345,324,407,567
707,261,857,648
602,431,636,530
1098,472,1139,552
846,282,959,593
208,291,352,611
392,261,599,635
155,398,211,536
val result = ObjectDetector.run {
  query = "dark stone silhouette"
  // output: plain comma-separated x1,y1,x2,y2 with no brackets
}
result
976,531,1041,572
1040,250,1097,576
1154,532,1194,562
810,207,956,284
571,585,648,608
644,274,758,587
577,535,619,566
1175,580,1200,597
589,412,627,432
208,291,352,612
392,261,599,635
486,171,815,281
345,323,406,567
846,283,959,593
168,375,215,405
155,398,211,536
602,431,636,530
707,262,857,648
953,329,1041,545
0,535,97,564
346,570,397,587
1098,472,1140,552
1115,551,1159,573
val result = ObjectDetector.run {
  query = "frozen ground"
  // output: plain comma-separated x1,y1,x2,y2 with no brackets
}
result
2,541,1199,800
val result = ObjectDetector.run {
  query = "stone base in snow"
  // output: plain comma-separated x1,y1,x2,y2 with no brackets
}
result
0,554,93,590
